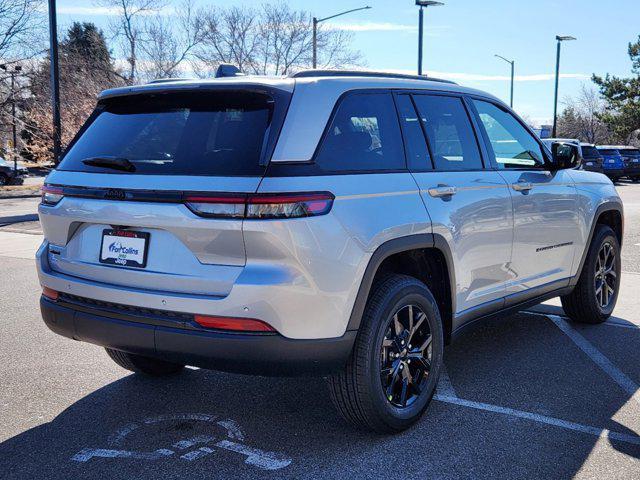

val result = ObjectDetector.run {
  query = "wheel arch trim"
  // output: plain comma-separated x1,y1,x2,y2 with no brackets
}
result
346,233,456,332
570,201,624,287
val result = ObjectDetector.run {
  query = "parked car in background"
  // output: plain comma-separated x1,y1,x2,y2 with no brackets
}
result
0,157,28,185
596,146,625,182
580,144,605,174
617,145,640,182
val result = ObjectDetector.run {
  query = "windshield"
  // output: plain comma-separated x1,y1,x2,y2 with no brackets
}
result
598,149,620,156
58,90,284,176
581,146,601,158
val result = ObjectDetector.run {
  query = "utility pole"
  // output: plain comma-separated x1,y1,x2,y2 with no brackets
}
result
312,6,371,69
48,0,62,163
552,35,576,138
1,64,22,175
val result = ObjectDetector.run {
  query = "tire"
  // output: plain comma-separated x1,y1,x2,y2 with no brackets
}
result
105,348,184,376
328,275,444,433
0,173,8,186
561,225,621,324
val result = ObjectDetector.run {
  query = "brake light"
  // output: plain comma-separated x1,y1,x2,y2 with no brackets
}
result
194,315,275,332
41,185,64,206
246,192,334,219
42,286,59,301
183,194,246,218
184,192,334,219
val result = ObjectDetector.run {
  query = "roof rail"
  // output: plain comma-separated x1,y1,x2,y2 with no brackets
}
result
290,69,457,84
147,77,192,84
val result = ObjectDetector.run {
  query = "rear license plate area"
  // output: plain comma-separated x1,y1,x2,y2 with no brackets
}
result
99,229,149,268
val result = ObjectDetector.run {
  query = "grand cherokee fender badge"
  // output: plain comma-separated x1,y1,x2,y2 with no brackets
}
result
536,242,574,253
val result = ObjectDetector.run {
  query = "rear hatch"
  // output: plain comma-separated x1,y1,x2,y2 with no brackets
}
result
598,149,624,169
39,86,290,297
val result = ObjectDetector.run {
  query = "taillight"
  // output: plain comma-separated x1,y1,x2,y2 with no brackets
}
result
246,192,334,219
42,286,59,301
184,194,246,218
194,315,275,332
183,192,334,219
41,185,64,206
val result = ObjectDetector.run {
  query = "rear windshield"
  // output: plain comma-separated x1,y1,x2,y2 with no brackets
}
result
581,146,601,158
598,149,620,156
58,90,284,176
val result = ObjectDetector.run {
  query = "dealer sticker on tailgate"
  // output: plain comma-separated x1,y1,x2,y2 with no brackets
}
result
99,229,150,268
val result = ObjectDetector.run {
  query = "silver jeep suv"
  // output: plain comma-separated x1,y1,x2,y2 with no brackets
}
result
37,70,623,433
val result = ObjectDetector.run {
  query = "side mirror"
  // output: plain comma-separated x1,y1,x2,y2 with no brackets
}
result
551,142,581,170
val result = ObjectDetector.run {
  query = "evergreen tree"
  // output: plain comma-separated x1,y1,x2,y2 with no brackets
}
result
593,36,640,144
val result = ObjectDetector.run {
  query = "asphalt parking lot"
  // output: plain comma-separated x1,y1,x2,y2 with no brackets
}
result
1,183,639,479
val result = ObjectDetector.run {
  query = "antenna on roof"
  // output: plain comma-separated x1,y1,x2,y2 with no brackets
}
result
215,64,244,78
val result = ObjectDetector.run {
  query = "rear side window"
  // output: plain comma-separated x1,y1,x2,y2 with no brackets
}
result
581,146,601,158
412,95,483,171
58,91,281,176
314,93,404,172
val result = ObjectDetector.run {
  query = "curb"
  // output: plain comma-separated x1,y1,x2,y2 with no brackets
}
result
0,214,39,226
0,193,41,199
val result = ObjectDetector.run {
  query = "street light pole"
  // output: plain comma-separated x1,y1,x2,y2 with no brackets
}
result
415,1,444,76
312,6,371,69
552,35,576,138
494,54,515,108
48,0,62,164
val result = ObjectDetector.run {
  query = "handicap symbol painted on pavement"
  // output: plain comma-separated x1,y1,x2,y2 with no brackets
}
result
71,413,291,471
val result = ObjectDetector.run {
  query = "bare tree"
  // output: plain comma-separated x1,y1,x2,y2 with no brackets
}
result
194,2,363,77
557,85,609,143
0,0,45,157
139,0,204,80
96,0,166,83
0,0,43,61
193,6,261,76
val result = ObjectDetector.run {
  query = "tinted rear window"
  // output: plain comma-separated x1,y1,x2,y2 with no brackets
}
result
622,149,640,156
598,149,620,156
58,91,283,176
581,146,601,158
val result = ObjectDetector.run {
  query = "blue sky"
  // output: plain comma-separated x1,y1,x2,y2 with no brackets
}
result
53,0,640,125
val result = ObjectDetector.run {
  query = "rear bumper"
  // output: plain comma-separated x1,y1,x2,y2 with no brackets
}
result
40,296,356,376
624,164,640,176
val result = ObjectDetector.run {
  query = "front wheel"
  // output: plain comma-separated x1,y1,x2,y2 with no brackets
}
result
105,348,185,376
561,225,621,324
328,275,444,433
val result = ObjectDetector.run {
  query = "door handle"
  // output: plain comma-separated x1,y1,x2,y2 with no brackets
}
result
428,185,457,198
512,181,533,192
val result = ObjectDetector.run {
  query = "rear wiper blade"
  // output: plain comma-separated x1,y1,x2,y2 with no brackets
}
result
82,156,136,172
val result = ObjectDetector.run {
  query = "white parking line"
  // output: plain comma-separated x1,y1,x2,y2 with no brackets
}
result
434,395,640,446
546,314,640,407
436,365,457,398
